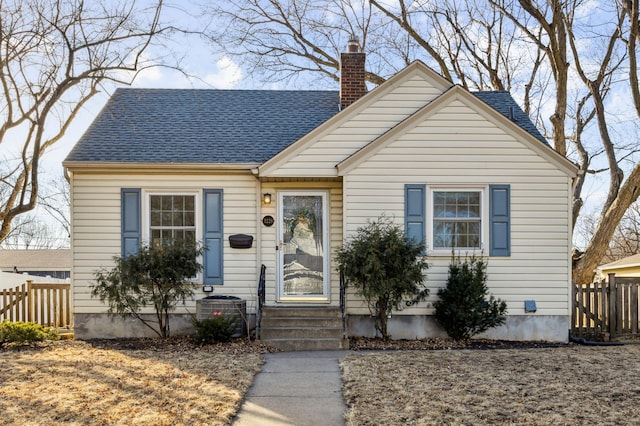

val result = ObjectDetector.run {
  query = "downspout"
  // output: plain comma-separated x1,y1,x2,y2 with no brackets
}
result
63,165,71,184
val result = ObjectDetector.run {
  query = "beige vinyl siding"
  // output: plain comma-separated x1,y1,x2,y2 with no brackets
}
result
343,100,573,317
600,266,640,278
70,171,259,314
269,77,444,177
258,180,343,305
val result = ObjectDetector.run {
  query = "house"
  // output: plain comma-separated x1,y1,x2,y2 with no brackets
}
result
597,254,640,280
63,42,578,344
0,249,71,280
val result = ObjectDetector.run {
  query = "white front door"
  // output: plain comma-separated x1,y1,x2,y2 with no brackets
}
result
278,191,329,301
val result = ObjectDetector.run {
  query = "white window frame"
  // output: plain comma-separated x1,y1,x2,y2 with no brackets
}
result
142,189,203,281
427,185,488,256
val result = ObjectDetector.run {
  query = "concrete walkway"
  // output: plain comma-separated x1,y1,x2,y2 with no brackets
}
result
232,351,350,426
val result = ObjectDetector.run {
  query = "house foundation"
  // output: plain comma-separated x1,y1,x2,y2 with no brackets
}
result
74,312,568,343
347,314,570,343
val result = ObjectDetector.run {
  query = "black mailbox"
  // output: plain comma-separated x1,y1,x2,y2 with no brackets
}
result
229,234,253,249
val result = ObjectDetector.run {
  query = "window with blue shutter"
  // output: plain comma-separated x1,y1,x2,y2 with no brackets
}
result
203,189,224,284
489,184,511,256
432,190,482,250
121,188,141,257
405,184,426,249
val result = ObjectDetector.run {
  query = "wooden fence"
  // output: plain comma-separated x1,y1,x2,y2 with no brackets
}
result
573,273,640,340
0,280,71,328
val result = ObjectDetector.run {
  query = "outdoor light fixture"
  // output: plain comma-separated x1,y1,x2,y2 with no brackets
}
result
263,193,272,205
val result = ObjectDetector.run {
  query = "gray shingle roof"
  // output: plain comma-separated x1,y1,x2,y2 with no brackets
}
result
473,90,548,144
65,89,340,164
65,87,548,165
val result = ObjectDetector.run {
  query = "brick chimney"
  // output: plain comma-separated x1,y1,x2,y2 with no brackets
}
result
340,36,366,109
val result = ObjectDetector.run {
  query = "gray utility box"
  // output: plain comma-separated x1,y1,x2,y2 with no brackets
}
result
196,295,247,337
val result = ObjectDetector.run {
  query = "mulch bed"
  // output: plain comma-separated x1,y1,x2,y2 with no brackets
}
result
349,336,569,351
83,335,276,353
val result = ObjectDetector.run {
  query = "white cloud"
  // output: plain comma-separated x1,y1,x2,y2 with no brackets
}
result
201,56,243,89
574,0,602,20
134,65,165,83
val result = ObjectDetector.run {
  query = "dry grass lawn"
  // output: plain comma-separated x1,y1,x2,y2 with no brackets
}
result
0,339,264,426
341,345,640,425
5,338,640,425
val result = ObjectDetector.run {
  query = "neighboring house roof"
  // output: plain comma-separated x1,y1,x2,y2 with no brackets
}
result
0,249,71,271
600,253,640,270
65,89,340,164
64,81,550,167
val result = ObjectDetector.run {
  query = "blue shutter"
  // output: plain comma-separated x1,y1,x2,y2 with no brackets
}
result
489,184,510,256
203,189,223,284
405,184,426,249
121,188,141,257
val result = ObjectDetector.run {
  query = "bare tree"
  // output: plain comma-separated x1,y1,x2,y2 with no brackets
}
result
205,0,399,86
577,202,640,263
0,168,71,248
38,173,70,241
486,0,640,282
602,202,640,261
0,213,64,249
611,203,640,260
206,0,640,283
0,0,179,244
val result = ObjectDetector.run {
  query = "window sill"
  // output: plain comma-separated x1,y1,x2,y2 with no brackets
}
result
426,249,484,258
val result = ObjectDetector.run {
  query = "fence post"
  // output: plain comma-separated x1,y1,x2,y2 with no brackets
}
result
608,273,617,336
26,280,33,323
571,282,577,336
633,284,639,336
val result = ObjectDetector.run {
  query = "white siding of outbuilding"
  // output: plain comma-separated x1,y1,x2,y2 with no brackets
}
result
69,170,259,315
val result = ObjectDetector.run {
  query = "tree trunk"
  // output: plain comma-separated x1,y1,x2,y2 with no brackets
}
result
573,166,640,283
376,299,390,340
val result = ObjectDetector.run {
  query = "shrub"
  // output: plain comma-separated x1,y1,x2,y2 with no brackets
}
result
335,216,429,340
193,314,238,344
0,321,59,347
92,241,204,338
434,255,507,340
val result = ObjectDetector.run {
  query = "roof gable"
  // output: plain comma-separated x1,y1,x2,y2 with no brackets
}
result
257,61,453,176
600,253,640,270
337,86,578,177
64,89,339,166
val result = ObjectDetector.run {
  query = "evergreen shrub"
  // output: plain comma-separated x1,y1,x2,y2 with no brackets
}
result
434,255,507,340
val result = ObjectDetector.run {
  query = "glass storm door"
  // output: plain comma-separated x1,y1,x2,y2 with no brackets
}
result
278,192,329,300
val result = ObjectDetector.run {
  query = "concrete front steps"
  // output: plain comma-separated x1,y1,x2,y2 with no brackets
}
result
260,306,348,351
